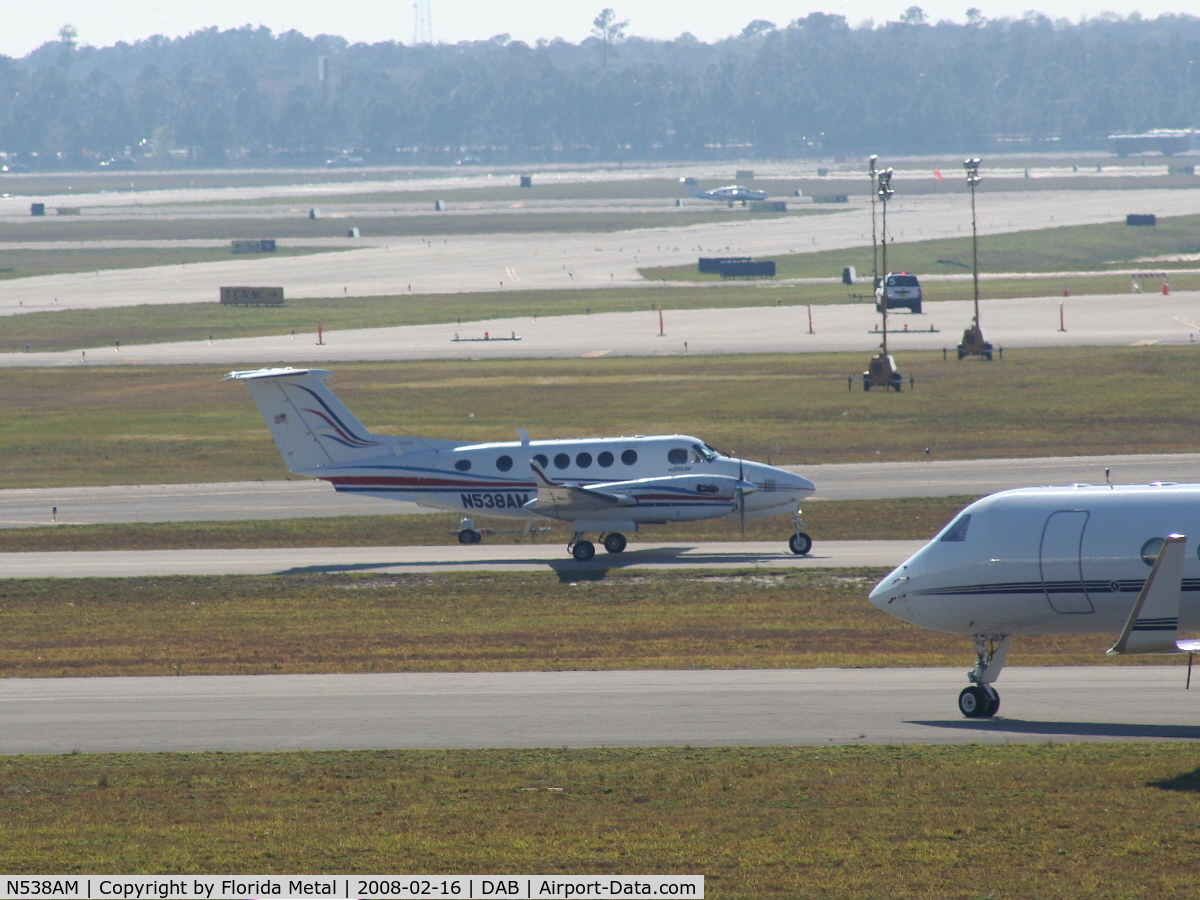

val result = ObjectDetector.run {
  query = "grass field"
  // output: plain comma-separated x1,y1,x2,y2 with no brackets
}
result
0,208,806,244
1,347,1198,489
0,245,345,280
0,569,1175,678
2,743,1199,897
640,212,1200,281
0,496,974,550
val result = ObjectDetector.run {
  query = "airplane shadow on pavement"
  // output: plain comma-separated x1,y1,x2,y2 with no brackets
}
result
276,545,800,579
910,719,1200,740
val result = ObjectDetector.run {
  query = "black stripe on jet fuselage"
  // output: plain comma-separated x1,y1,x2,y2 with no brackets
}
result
918,578,1200,598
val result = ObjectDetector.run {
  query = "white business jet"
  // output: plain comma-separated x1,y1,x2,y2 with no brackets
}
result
226,367,816,560
870,483,1200,718
680,177,769,203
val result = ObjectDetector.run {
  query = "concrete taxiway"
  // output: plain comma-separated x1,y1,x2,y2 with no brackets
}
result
2,667,1195,755
4,453,1196,528
7,289,1200,368
0,540,922,578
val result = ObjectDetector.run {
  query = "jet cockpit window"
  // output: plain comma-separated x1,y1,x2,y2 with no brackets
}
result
691,443,719,462
668,448,689,465
939,514,971,542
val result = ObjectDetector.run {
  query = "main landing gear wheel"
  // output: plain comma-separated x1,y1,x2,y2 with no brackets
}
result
571,540,596,561
457,529,482,544
603,533,627,554
958,684,1000,718
789,532,813,555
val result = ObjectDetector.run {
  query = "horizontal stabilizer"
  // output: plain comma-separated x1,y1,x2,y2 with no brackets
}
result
1109,533,1188,655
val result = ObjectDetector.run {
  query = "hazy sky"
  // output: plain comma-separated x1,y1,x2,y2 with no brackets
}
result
6,0,1193,58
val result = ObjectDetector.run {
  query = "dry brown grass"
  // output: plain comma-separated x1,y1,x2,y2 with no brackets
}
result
2,744,1200,898
0,570,1175,679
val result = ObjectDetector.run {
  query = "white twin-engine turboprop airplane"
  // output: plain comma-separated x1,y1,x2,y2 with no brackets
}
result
870,483,1200,719
226,367,816,560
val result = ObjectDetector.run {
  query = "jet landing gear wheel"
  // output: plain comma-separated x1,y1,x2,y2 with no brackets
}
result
603,533,627,554
958,684,1000,718
789,532,812,555
457,529,482,544
571,540,596,561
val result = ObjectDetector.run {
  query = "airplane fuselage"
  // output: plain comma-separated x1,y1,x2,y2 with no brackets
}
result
870,484,1200,637
315,434,809,525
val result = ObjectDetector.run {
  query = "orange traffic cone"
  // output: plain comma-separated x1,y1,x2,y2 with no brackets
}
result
1162,278,1170,295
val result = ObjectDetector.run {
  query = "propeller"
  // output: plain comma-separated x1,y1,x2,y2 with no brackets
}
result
736,456,746,542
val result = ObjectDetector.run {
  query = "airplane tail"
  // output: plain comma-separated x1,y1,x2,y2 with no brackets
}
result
679,177,708,199
225,367,460,474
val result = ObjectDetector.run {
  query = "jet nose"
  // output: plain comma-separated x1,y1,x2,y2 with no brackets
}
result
869,567,911,615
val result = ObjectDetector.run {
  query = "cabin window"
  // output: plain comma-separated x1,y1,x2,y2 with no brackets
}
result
940,514,971,542
576,452,592,468
1141,537,1166,566
597,451,614,467
554,453,570,469
455,459,472,472
668,448,689,465
621,449,638,466
496,455,513,472
533,454,549,468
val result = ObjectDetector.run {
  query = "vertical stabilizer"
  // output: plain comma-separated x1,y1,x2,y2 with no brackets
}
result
225,367,389,472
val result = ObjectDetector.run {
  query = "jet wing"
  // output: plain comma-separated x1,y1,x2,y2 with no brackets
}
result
525,463,631,517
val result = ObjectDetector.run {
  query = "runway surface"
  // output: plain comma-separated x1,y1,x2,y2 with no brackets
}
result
3,666,1196,755
0,540,921,578
5,453,1197,528
2,186,1197,313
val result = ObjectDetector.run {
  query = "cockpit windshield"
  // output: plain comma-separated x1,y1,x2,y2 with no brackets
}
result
691,443,719,462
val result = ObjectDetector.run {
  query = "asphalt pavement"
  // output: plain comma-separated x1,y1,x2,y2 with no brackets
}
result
2,666,1195,754
0,540,921,578
5,453,1198,528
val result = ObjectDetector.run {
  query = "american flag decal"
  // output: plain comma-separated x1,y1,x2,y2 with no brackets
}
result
274,414,287,424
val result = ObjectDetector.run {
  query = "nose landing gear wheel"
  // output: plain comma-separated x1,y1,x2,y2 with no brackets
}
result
789,532,812,555
571,540,596,561
458,529,482,544
603,533,627,553
958,684,1000,718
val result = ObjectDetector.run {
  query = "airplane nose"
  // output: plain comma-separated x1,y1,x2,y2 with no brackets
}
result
791,473,816,494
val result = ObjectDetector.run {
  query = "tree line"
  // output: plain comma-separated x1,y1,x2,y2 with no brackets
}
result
1,12,1199,165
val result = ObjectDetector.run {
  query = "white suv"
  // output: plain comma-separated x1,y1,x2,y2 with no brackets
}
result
875,272,923,314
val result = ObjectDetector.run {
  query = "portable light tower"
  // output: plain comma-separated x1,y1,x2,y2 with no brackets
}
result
869,155,880,290
863,167,903,391
956,157,995,360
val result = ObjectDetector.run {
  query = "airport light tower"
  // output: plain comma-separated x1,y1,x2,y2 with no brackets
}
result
862,167,903,390
956,157,995,360
869,155,880,289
